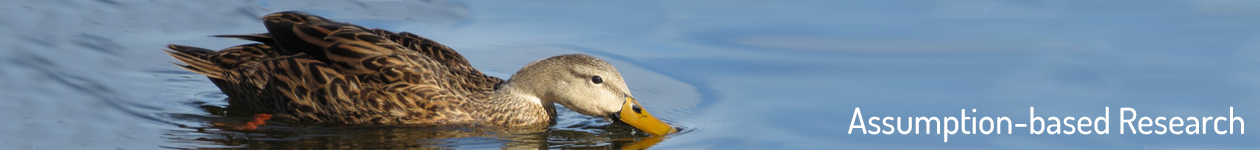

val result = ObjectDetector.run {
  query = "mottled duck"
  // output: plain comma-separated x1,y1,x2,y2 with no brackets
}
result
164,11,676,135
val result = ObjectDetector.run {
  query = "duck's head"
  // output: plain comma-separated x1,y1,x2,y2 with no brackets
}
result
504,54,677,136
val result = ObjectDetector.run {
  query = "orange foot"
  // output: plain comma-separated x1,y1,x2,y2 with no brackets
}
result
213,113,273,130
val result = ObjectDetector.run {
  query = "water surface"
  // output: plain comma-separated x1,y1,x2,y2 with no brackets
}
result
2,0,1260,149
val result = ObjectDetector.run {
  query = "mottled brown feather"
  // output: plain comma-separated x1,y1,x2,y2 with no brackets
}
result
165,11,545,127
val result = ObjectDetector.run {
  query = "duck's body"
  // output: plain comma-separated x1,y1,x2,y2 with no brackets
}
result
166,12,675,135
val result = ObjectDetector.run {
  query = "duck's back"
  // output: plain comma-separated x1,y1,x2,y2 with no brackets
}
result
165,11,503,125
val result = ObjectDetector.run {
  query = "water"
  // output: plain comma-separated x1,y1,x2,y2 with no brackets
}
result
3,0,1260,149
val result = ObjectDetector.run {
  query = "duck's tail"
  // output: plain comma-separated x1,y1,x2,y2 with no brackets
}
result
213,33,275,46
164,44,225,78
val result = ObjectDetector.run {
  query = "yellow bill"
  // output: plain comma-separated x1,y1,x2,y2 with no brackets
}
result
617,97,677,136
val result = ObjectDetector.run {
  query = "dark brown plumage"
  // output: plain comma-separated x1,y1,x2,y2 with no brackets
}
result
165,11,548,127
166,12,677,136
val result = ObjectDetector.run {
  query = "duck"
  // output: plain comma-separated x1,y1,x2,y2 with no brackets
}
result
164,11,676,136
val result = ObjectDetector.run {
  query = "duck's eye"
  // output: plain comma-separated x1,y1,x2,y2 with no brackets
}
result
631,103,643,114
591,75,603,84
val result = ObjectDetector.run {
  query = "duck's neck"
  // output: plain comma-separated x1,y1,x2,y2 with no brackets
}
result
476,81,556,127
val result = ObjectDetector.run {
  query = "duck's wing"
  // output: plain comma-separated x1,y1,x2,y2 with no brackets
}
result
166,11,484,125
256,11,478,124
215,13,504,97
369,29,504,99
256,12,411,75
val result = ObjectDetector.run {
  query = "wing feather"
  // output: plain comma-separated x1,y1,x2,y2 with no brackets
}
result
166,11,505,126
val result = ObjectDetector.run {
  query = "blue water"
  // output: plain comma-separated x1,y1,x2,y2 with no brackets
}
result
3,0,1260,149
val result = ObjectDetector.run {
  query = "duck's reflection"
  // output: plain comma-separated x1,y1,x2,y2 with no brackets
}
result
161,104,669,149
